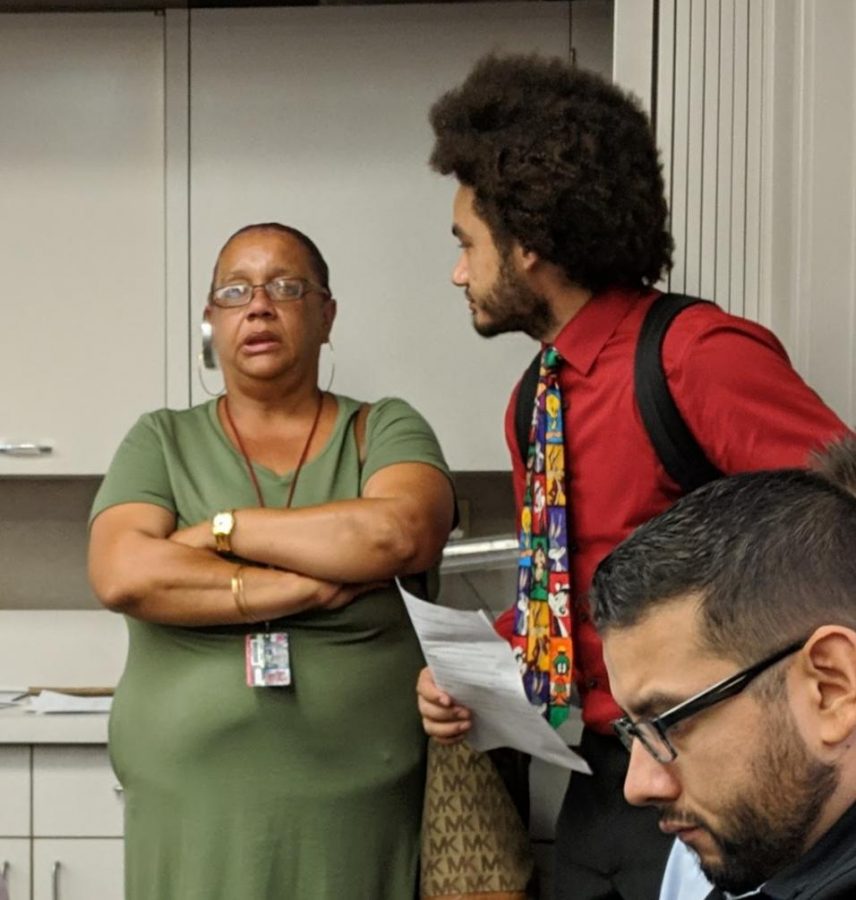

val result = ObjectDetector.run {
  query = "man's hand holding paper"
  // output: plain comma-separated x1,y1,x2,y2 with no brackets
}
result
402,583,590,772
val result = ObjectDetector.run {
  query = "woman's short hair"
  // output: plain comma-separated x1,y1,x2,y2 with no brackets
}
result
211,222,330,295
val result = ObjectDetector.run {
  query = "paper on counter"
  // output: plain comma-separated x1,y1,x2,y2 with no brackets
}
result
400,584,590,773
29,690,113,714
0,689,26,707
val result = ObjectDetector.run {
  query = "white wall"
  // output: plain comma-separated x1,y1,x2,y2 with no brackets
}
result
182,4,571,469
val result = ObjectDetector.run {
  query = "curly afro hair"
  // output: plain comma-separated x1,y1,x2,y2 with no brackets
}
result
429,53,673,293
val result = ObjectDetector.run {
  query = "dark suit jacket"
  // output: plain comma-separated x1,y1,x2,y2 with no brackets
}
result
705,800,856,899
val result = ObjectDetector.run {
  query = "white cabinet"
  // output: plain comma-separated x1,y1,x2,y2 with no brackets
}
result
0,748,29,837
0,13,168,475
0,747,31,900
0,840,31,900
0,745,123,900
32,841,123,900
32,747,124,838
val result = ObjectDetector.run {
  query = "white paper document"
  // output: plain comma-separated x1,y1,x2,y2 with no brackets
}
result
401,585,591,773
0,689,26,707
28,691,113,715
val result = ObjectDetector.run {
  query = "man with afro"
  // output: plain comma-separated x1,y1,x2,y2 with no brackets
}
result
416,53,850,900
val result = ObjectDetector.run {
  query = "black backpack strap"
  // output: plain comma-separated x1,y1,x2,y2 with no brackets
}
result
514,352,542,464
635,293,723,492
514,295,721,493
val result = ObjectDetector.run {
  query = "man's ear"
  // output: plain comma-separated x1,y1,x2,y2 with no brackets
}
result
799,627,856,748
511,242,540,273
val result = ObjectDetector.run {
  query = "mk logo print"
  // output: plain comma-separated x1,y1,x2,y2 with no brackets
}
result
420,743,534,898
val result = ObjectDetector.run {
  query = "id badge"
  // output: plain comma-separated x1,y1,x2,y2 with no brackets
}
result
245,632,292,687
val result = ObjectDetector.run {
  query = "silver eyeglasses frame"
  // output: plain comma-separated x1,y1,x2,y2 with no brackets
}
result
209,277,331,309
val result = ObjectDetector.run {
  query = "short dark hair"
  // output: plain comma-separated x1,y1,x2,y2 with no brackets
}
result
812,435,856,496
591,469,856,664
210,222,330,297
429,53,673,293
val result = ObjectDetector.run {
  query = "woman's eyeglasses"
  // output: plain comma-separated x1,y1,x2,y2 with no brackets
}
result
210,277,330,308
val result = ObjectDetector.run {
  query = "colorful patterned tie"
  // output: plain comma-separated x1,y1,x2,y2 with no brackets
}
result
512,346,572,727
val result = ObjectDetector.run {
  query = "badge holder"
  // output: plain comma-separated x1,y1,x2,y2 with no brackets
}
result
246,629,292,688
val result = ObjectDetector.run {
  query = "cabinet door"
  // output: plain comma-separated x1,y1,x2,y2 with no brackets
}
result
32,747,123,838
0,13,167,475
33,839,123,900
0,747,30,837
0,838,31,900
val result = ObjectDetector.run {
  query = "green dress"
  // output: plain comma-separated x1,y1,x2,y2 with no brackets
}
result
91,395,451,900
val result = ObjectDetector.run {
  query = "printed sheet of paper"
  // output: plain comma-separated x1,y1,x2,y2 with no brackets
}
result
401,584,590,773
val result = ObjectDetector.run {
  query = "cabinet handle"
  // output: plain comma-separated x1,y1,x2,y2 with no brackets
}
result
52,860,61,900
113,783,125,795
0,442,54,456
1,860,9,881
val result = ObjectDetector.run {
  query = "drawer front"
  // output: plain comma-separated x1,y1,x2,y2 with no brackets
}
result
33,746,123,837
0,838,31,899
0,747,30,837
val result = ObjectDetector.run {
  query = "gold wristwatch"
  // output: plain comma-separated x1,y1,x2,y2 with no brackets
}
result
212,510,236,554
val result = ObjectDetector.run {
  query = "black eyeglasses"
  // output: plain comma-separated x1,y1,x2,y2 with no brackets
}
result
612,637,807,763
210,277,330,309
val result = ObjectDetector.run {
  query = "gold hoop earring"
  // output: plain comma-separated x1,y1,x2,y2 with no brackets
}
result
201,320,217,370
197,320,223,398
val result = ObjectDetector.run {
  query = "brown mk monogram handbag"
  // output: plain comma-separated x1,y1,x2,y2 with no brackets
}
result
420,739,535,900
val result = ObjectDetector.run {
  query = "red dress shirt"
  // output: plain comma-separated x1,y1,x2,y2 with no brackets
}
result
495,288,851,734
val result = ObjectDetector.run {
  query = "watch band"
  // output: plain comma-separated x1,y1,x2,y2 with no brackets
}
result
212,510,235,554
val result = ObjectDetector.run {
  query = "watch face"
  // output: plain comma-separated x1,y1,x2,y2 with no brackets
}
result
213,511,234,534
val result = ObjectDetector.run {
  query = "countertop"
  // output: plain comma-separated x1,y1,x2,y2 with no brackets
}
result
0,701,109,744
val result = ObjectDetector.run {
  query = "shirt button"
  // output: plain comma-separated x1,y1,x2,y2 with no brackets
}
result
578,612,589,623
586,678,598,690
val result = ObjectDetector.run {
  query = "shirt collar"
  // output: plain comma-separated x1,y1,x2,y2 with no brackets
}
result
550,287,654,376
723,888,763,899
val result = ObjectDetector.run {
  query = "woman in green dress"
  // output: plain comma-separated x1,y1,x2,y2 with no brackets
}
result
88,223,456,900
